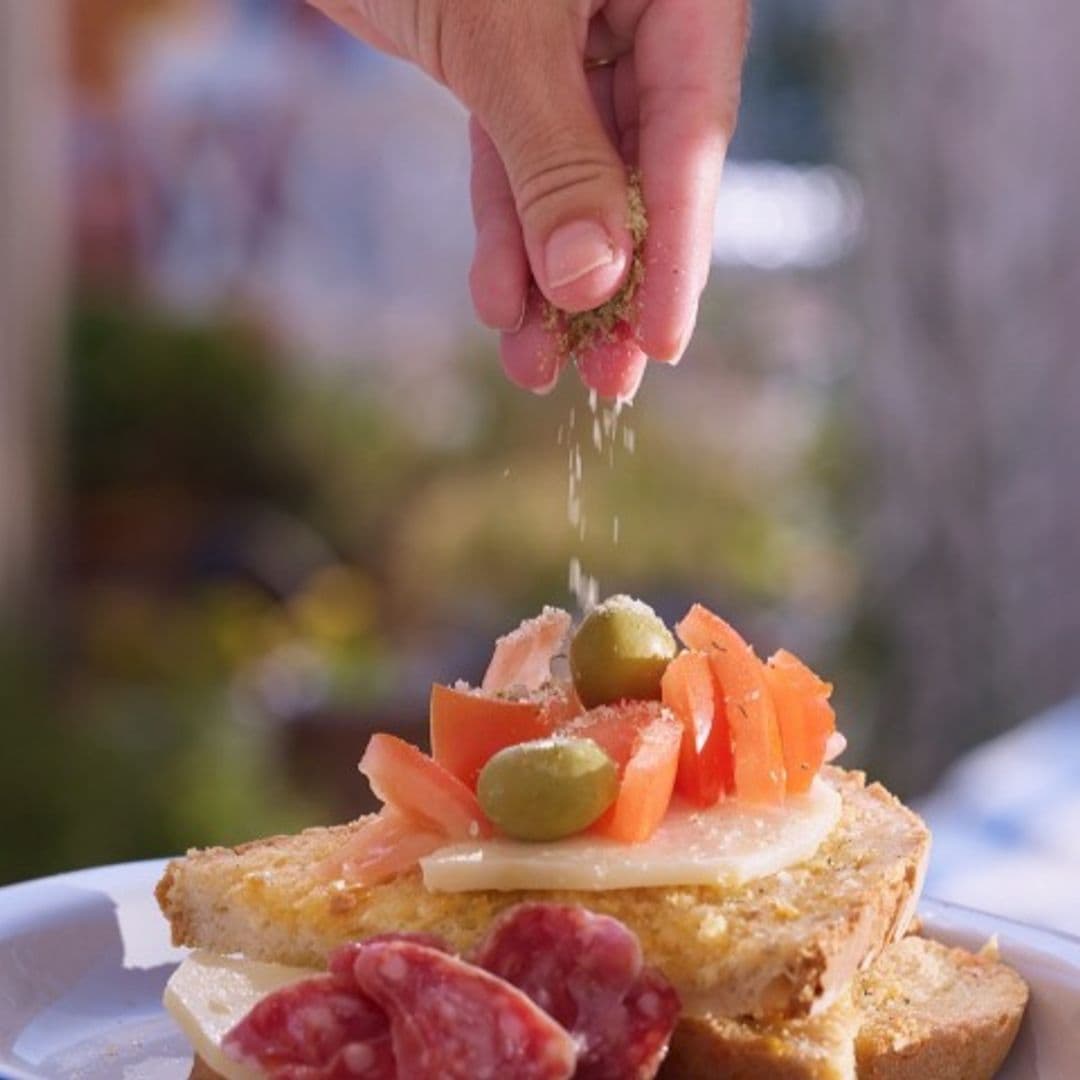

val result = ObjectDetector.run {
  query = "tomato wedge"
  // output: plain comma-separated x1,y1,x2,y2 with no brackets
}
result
430,683,579,788
560,701,681,844
482,607,572,693
676,604,786,804
661,651,733,806
360,733,492,840
316,808,444,886
763,648,836,795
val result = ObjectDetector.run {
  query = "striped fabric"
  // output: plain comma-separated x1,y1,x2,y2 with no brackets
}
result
917,697,1080,936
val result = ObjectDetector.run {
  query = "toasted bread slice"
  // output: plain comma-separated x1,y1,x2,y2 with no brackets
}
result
854,936,1028,1079
660,936,1027,1080
157,768,929,1020
664,989,861,1079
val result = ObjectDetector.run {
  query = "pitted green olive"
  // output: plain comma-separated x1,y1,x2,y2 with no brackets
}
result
569,596,676,708
477,737,618,842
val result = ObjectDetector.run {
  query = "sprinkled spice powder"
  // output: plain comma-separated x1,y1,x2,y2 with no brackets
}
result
551,179,645,614
544,170,648,359
563,388,636,614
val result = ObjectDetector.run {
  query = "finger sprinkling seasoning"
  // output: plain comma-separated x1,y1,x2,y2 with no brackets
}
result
544,170,648,360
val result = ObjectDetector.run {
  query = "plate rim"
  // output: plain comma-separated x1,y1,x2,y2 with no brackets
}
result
1,859,1076,1080
0,857,170,903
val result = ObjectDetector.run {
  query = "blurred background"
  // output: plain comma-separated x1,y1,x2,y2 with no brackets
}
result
1,0,1077,917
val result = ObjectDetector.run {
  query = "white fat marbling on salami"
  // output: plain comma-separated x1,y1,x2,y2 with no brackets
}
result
351,939,576,1079
472,903,680,1079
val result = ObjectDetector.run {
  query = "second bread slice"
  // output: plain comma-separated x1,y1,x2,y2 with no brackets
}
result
660,935,1028,1080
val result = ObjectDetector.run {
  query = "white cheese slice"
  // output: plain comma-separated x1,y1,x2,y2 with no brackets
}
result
421,777,842,893
164,950,314,1080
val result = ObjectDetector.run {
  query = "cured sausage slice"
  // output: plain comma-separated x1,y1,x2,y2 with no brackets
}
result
472,903,681,1079
222,972,395,1078
611,967,684,1080
223,906,675,1079
349,939,577,1079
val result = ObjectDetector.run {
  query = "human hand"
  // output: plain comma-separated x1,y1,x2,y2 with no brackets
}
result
307,0,748,399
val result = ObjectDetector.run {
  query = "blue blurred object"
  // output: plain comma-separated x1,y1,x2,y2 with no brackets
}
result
919,697,1080,936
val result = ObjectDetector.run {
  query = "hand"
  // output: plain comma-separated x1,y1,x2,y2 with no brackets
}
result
308,0,748,399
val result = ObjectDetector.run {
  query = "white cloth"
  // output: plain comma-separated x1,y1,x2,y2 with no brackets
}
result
918,697,1080,936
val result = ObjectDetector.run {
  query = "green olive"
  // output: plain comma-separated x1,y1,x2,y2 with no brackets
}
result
477,737,618,842
569,596,677,708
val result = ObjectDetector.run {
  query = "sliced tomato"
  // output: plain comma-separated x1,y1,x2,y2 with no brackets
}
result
481,607,572,693
360,733,492,841
429,683,579,788
661,651,733,806
560,701,681,844
557,702,642,772
763,648,836,795
676,604,786,804
317,808,444,886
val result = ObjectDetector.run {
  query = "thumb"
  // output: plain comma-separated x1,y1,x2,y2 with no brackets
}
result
447,12,632,313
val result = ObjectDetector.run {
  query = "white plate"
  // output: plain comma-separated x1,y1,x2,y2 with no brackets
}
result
0,860,1077,1079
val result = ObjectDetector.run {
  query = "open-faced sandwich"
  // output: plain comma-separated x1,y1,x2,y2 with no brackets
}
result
156,598,1028,1078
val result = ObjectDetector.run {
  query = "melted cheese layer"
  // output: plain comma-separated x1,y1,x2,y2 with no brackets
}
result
421,777,842,893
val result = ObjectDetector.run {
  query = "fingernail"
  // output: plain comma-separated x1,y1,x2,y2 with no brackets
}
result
617,358,647,403
666,301,700,366
510,295,527,333
670,321,694,366
545,220,619,291
531,369,561,396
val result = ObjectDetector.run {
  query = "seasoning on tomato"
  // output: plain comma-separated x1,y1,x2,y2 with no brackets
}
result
676,604,786,804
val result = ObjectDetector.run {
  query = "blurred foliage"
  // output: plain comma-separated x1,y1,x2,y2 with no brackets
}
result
0,561,398,884
68,301,303,501
0,622,311,885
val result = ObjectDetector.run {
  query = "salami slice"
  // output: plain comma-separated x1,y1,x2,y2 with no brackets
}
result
612,967,684,1080
222,935,451,1078
222,972,395,1079
348,939,577,1080
472,903,681,1080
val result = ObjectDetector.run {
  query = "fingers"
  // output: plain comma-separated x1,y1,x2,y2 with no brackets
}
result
495,64,647,401
500,286,648,402
469,118,529,331
500,289,567,394
633,0,749,361
576,333,649,401
612,58,641,165
447,6,633,314
501,294,649,402
573,64,648,399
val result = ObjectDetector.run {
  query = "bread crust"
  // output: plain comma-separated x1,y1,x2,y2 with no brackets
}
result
663,993,860,1079
660,935,1026,1079
156,768,929,1021
854,936,1028,1080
